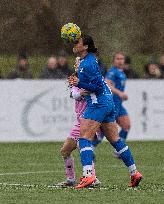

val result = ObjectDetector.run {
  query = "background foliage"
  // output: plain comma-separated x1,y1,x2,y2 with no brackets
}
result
0,0,163,55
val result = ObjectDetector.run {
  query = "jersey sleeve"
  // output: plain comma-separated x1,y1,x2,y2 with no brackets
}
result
105,68,116,83
77,62,103,94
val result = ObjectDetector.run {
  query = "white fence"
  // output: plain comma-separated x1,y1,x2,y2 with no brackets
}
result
0,80,163,142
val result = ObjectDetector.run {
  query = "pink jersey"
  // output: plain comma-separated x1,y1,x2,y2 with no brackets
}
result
71,86,87,122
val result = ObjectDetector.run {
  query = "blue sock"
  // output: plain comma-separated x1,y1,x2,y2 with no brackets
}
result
119,129,128,141
79,138,94,177
110,139,136,169
79,138,93,166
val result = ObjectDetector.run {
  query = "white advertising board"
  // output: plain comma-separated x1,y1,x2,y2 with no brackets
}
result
124,80,164,141
0,80,75,142
0,80,163,141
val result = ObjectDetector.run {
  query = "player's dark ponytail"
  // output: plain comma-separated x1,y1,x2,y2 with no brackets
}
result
89,47,98,53
81,34,98,54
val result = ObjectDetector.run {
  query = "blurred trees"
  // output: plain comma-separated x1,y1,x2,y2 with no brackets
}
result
0,0,163,55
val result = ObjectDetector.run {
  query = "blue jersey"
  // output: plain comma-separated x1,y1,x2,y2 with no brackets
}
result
105,66,127,104
77,53,113,107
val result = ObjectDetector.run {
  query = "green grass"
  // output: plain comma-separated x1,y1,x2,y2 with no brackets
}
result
0,141,163,204
0,55,157,78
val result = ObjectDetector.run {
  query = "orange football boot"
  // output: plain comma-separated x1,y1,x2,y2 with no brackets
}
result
75,176,96,189
130,171,143,187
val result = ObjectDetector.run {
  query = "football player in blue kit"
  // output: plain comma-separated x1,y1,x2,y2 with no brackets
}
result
105,52,130,157
69,35,142,189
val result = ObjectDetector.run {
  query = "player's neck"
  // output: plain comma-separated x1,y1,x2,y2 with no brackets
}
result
79,51,88,59
114,65,123,70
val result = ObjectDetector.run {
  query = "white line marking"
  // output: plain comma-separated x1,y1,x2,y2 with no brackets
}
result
0,182,35,187
0,182,108,190
0,170,56,176
0,164,163,177
0,182,163,192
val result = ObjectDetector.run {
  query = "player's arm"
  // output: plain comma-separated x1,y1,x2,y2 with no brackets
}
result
69,76,101,93
105,79,125,97
70,86,90,100
76,64,103,94
105,71,128,100
77,79,103,93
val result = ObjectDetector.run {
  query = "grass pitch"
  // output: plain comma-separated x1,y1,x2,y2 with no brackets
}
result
0,141,163,204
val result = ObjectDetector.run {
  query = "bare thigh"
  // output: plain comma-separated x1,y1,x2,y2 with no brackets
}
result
60,138,77,159
117,115,131,131
80,118,101,141
101,122,119,143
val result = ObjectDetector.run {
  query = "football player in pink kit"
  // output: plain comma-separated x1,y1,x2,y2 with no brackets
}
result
55,58,102,187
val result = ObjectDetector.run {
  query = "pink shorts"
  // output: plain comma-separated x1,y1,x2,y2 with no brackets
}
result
68,121,80,141
68,121,104,143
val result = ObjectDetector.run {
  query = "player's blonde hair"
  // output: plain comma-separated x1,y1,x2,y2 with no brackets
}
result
112,52,125,63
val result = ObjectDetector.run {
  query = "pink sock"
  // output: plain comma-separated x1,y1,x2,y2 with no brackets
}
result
92,161,96,177
64,156,75,182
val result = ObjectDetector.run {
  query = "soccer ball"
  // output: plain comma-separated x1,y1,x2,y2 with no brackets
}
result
61,23,81,43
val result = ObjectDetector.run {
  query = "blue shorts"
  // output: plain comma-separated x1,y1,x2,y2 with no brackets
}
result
83,101,116,123
115,104,128,119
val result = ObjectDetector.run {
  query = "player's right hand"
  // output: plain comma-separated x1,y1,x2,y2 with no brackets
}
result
119,92,128,101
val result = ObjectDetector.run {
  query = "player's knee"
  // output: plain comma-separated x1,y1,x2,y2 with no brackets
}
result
79,134,91,140
80,129,97,140
60,147,70,159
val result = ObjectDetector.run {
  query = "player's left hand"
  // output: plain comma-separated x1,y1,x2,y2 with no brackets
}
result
68,75,79,86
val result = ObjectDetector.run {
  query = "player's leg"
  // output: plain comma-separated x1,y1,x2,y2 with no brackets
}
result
55,122,80,187
117,115,130,140
79,118,100,177
75,107,104,188
59,120,99,188
117,106,130,141
102,121,136,174
113,105,129,157
61,138,77,183
92,128,105,147
102,122,142,187
54,138,77,187
101,105,142,187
